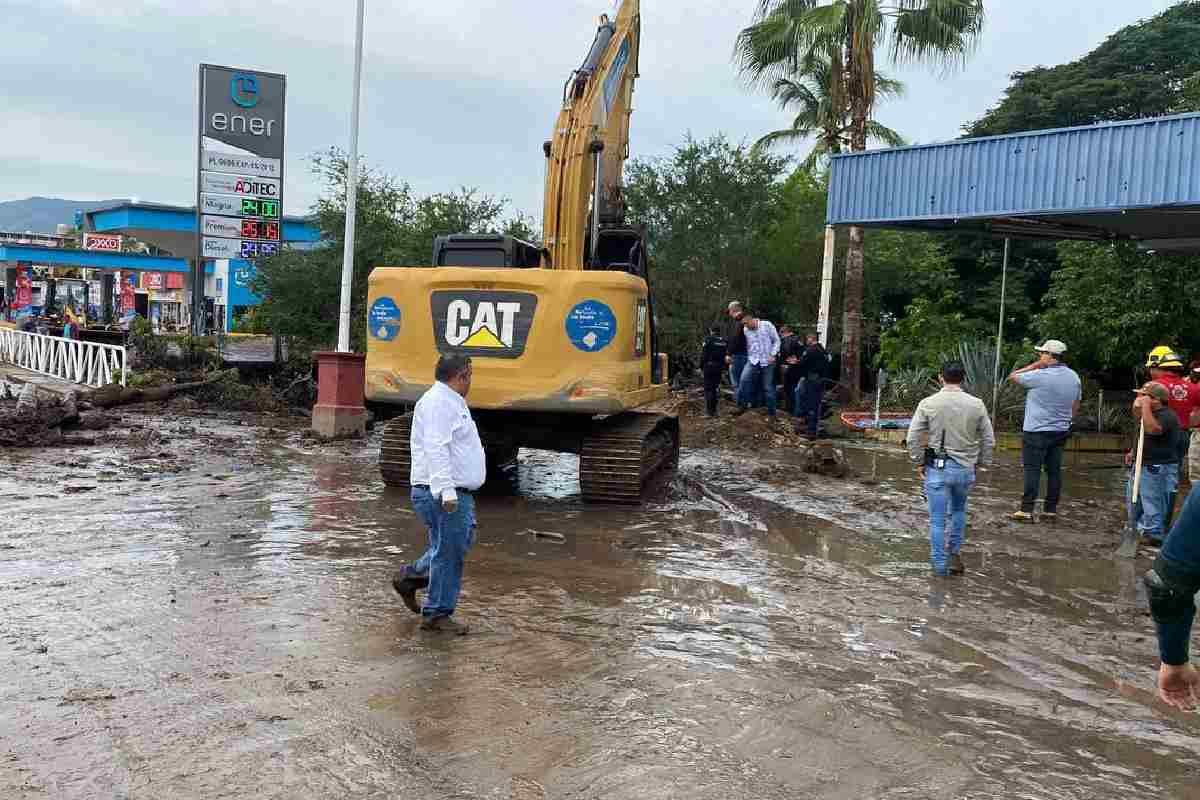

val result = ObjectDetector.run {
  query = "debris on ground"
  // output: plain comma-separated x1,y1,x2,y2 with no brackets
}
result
652,390,852,477
0,368,299,449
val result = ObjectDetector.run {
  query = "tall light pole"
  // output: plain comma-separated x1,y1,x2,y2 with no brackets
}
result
990,238,1010,431
337,0,365,352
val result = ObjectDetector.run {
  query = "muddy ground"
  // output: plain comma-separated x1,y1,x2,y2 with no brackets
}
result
1,397,1197,799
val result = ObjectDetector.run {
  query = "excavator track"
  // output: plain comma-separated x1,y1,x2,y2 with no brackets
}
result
379,413,414,487
579,412,680,504
379,413,520,488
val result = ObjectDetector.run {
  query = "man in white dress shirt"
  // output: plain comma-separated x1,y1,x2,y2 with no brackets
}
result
391,354,486,634
731,311,782,419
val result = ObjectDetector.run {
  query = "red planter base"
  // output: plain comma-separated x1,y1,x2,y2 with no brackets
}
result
312,351,366,439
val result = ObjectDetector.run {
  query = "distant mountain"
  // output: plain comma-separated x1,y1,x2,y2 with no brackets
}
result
0,197,128,234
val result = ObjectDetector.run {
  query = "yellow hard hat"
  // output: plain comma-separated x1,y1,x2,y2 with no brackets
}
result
1146,345,1184,369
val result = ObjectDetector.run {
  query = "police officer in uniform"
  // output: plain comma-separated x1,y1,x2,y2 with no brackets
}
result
699,326,727,417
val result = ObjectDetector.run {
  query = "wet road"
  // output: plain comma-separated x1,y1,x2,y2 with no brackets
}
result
2,414,1198,798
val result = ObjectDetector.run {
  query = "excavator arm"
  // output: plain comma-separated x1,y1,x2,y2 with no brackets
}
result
542,0,641,271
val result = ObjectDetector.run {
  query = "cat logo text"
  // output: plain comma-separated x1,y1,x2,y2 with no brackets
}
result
430,291,538,359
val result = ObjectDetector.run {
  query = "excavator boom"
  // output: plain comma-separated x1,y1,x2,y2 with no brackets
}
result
543,0,641,271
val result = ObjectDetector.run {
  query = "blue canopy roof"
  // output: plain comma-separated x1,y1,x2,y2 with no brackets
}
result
827,112,1200,250
0,244,209,273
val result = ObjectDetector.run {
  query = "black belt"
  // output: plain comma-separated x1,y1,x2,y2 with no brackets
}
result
413,484,472,494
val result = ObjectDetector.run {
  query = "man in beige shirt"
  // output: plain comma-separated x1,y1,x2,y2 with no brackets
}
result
906,361,996,577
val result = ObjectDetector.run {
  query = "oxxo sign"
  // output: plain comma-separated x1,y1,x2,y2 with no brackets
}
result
196,64,286,265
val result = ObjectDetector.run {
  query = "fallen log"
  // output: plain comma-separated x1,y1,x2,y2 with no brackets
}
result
82,369,239,409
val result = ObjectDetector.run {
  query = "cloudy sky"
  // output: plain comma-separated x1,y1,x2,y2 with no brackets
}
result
0,0,1180,221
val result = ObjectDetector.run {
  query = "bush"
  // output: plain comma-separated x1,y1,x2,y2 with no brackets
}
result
177,335,220,371
232,308,270,335
128,317,169,368
193,371,284,412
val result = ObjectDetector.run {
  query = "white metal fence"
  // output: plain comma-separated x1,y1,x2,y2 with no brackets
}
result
0,328,126,388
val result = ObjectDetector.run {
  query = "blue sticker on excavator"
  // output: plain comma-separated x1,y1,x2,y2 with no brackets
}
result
369,297,402,341
565,300,617,352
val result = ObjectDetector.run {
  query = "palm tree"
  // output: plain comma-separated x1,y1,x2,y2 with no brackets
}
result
753,56,905,171
737,0,984,403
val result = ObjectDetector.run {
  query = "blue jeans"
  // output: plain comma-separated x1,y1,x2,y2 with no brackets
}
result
793,376,824,435
925,459,975,573
1127,463,1178,541
729,354,748,404
408,487,476,618
738,362,776,416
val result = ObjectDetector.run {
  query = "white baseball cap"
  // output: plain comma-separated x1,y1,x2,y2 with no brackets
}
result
1035,340,1067,355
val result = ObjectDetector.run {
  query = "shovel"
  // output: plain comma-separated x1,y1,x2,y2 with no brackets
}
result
1115,419,1145,559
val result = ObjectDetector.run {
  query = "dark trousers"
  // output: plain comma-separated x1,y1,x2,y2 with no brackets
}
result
702,366,722,416
1022,431,1070,513
783,366,803,414
796,376,824,436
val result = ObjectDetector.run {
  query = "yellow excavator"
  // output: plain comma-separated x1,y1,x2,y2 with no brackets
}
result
365,0,679,503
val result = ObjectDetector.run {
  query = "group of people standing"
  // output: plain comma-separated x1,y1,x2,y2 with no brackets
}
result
906,339,1084,577
904,339,1200,709
698,301,830,437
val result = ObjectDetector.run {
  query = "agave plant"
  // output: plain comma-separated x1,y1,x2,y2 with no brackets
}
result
881,366,937,410
940,339,1026,430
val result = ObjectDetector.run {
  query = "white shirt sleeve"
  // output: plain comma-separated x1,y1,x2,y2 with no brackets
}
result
424,397,461,503
768,323,781,358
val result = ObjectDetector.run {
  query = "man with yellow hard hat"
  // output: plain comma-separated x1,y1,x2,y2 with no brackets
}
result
1145,346,1200,460
1142,346,1200,536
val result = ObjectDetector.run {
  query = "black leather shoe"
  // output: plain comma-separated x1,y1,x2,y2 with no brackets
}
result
391,571,428,615
420,615,469,635
948,554,965,576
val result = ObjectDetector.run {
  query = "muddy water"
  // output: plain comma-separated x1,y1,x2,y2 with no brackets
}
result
1,414,1197,799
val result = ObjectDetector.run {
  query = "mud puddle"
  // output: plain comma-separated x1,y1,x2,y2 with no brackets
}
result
0,413,1195,799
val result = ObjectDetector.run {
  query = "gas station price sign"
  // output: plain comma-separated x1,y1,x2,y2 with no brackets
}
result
240,219,280,241
197,64,286,272
240,198,279,219
240,241,280,259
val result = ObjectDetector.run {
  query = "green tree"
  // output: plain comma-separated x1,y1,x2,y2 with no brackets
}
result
968,3,1200,136
754,55,905,171
1037,241,1200,377
737,0,985,402
624,135,826,368
877,296,989,373
253,149,528,352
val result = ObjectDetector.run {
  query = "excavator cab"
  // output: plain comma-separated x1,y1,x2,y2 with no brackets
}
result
587,227,644,275
432,234,543,269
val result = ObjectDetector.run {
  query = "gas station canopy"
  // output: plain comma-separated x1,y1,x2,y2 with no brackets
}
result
84,201,319,257
0,245,194,273
827,112,1200,252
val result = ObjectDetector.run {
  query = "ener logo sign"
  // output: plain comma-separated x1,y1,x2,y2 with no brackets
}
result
431,291,537,359
231,73,259,108
201,65,285,159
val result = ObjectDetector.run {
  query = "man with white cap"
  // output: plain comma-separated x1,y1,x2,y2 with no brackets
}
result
1008,339,1081,522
